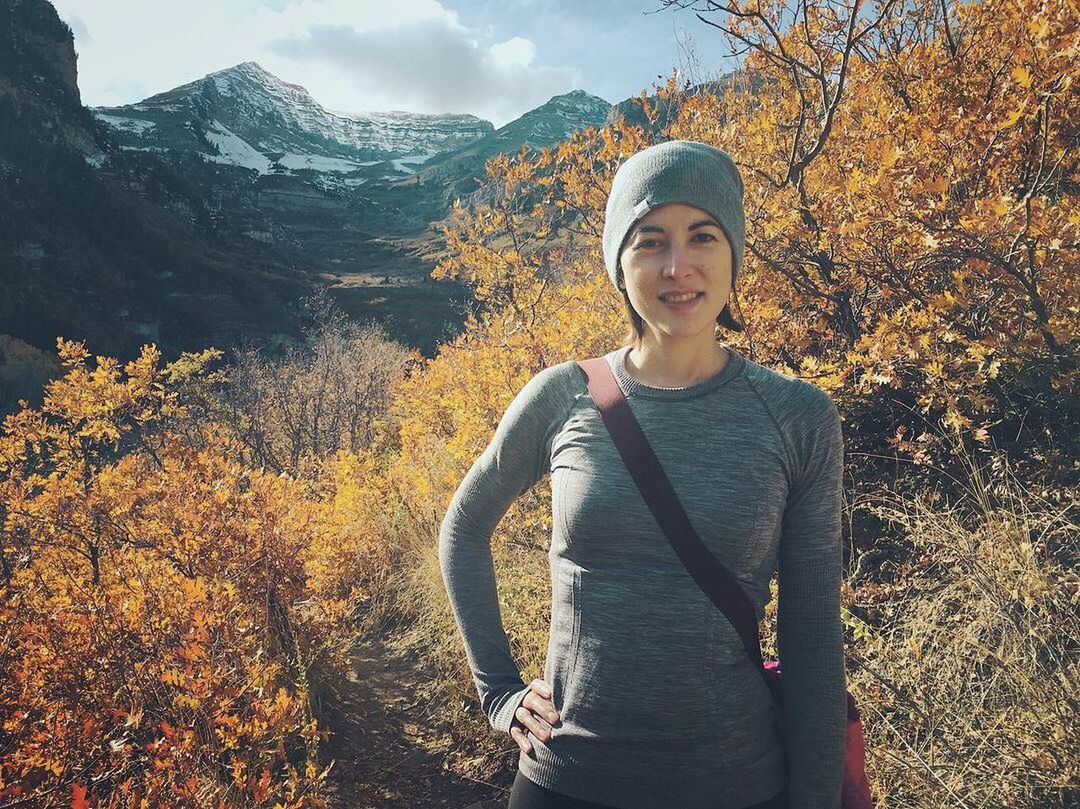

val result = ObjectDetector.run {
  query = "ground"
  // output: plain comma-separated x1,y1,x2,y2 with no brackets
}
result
320,621,520,809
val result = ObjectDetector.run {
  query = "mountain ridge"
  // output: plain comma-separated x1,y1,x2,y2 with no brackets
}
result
93,60,497,171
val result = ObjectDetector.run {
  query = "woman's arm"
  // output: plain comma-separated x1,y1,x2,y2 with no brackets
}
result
438,364,570,734
776,389,848,809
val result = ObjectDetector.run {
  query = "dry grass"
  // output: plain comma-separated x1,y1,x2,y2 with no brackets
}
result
849,451,1078,808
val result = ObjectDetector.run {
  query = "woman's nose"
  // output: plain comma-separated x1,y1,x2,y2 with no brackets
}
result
662,244,695,278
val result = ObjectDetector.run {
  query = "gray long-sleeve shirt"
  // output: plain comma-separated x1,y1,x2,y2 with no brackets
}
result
439,344,847,809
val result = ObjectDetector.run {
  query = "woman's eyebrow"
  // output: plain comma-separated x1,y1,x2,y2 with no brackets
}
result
634,219,720,235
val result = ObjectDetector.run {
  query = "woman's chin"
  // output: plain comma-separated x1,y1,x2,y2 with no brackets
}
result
653,322,717,342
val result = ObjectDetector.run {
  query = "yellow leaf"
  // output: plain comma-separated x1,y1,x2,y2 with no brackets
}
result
908,636,921,660
1012,66,1032,88
845,167,864,194
998,105,1026,130
878,139,901,169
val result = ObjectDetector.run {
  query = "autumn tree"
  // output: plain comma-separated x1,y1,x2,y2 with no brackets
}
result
222,292,415,476
654,0,1078,485
0,338,393,807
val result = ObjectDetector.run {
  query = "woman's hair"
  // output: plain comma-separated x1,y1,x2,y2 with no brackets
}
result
615,264,744,347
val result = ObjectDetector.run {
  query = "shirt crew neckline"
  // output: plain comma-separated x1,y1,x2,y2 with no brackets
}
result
608,343,746,400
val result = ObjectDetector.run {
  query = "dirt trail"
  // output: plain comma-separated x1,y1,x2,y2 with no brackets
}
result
320,625,518,809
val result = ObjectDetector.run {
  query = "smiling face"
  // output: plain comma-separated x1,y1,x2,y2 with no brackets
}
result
617,202,734,348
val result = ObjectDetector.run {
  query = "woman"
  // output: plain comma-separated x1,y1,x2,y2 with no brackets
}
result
439,140,847,809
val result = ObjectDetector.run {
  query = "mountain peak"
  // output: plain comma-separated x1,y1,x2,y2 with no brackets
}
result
198,61,318,107
94,60,495,167
537,89,611,114
558,89,609,102
211,61,291,89
212,61,274,79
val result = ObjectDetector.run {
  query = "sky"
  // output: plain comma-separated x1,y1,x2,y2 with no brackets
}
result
49,0,737,127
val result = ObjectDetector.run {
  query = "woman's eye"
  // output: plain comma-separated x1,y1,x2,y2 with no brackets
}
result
692,231,718,242
635,238,661,249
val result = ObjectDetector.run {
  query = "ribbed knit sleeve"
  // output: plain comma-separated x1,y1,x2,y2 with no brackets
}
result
776,388,848,809
438,364,571,734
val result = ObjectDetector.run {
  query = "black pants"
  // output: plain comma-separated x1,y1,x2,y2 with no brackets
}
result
508,770,788,809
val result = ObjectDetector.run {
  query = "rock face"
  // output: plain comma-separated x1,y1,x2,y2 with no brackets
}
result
0,0,98,155
500,89,613,145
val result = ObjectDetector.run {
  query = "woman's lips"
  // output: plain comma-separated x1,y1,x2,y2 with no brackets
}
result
659,291,704,310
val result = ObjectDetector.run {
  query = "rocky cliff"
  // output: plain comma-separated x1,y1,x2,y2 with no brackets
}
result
0,0,98,155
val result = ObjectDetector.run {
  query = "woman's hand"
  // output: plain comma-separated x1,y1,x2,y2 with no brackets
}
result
509,678,560,754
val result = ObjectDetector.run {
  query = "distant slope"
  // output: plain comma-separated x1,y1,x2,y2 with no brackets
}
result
2,2,636,364
406,89,612,203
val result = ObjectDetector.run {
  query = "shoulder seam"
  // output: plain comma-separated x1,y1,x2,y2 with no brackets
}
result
543,361,586,472
742,371,798,489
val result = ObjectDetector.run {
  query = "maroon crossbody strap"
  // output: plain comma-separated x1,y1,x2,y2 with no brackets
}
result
578,355,878,808
576,357,770,677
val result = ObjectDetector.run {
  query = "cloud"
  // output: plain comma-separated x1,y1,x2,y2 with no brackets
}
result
267,16,578,125
50,0,583,124
100,79,150,104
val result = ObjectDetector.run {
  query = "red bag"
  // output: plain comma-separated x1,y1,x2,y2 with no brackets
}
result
763,661,874,808
578,357,875,809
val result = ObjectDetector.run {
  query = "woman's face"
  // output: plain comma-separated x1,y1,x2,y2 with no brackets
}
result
618,202,733,345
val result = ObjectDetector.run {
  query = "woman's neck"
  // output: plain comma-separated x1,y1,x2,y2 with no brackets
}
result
625,335,729,388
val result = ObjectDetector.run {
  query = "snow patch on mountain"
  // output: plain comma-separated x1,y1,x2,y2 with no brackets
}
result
276,153,374,173
391,153,437,173
203,120,271,173
213,77,235,98
94,113,156,135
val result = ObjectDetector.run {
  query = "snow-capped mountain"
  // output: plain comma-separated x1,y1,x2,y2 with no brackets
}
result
92,61,495,174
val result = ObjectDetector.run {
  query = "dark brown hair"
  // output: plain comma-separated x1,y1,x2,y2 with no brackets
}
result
615,265,744,347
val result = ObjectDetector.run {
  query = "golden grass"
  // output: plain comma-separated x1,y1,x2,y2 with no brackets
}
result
849,451,1078,807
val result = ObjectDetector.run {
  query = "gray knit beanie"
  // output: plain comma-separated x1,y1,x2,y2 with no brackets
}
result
602,140,745,290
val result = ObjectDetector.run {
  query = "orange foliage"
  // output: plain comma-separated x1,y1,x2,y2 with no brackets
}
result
0,339,388,807
2,2,1076,807
400,0,1079,498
